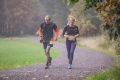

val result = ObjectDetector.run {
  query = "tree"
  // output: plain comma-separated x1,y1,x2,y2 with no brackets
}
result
40,0,69,29
1,0,69,36
62,0,120,40
3,0,46,36
69,0,101,36
0,0,5,36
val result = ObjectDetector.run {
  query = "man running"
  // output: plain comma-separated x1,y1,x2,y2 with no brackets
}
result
38,15,59,69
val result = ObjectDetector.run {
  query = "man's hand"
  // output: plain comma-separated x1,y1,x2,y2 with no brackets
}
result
39,36,44,43
53,37,57,41
40,36,43,40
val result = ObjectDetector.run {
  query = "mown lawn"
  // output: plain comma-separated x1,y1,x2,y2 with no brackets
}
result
0,38,61,70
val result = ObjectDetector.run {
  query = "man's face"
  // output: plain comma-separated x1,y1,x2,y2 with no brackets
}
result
45,17,50,24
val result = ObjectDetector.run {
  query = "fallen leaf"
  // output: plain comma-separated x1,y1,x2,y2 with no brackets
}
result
32,78,36,80
80,75,83,78
45,75,49,78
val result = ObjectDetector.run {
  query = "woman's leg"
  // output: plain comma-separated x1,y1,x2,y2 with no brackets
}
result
69,42,76,65
66,41,71,60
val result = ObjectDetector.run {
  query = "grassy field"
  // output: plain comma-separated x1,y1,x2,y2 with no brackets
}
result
0,38,61,70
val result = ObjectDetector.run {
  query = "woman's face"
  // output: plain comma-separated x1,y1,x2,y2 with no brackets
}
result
69,18,75,25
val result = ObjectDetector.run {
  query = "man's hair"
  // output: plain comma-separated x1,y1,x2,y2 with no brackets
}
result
45,15,50,20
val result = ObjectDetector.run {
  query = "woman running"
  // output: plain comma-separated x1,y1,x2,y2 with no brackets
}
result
62,16,79,69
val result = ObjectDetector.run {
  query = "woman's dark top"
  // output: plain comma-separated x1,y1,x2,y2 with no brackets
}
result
62,25,79,42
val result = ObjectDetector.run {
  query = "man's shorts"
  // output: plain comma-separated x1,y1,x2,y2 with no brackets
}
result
43,41,53,49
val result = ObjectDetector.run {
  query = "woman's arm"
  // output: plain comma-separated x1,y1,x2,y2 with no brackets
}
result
74,34,79,38
62,26,69,38
73,26,79,38
64,34,69,38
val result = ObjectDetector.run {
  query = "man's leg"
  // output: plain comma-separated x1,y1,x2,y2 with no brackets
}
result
44,41,53,69
46,46,51,62
43,42,50,69
43,42,48,59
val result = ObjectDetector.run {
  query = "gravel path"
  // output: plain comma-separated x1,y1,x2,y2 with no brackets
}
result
0,37,116,80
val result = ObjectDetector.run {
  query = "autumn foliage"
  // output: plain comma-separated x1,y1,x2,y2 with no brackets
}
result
95,0,120,40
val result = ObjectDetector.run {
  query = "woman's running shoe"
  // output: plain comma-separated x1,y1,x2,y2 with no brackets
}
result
68,64,72,69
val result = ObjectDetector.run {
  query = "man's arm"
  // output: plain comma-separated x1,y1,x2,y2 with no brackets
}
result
52,23,59,41
38,27,42,37
38,26,45,43
54,27,59,40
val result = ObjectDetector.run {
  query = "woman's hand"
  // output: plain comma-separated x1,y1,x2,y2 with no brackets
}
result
74,34,79,38
64,35,69,38
69,34,79,40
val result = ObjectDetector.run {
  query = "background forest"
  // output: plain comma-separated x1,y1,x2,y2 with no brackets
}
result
0,0,69,36
0,0,101,36
0,0,119,54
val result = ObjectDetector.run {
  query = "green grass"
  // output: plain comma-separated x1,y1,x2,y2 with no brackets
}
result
0,38,61,70
83,62,120,80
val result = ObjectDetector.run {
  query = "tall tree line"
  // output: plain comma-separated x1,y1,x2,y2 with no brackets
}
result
0,0,5,36
0,0,46,36
39,0,69,29
0,0,69,36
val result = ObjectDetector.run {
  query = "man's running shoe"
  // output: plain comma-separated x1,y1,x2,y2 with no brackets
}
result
45,57,52,69
45,66,49,69
45,61,49,69
48,57,52,66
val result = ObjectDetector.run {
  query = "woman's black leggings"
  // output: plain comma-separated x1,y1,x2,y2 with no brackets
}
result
66,41,76,64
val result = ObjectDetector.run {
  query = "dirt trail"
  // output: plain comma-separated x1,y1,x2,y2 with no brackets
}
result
0,37,116,80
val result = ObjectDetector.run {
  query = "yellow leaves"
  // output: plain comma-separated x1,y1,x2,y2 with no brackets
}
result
99,12,108,17
96,1,110,12
96,0,118,12
96,4,103,11
95,0,120,27
97,3,101,7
